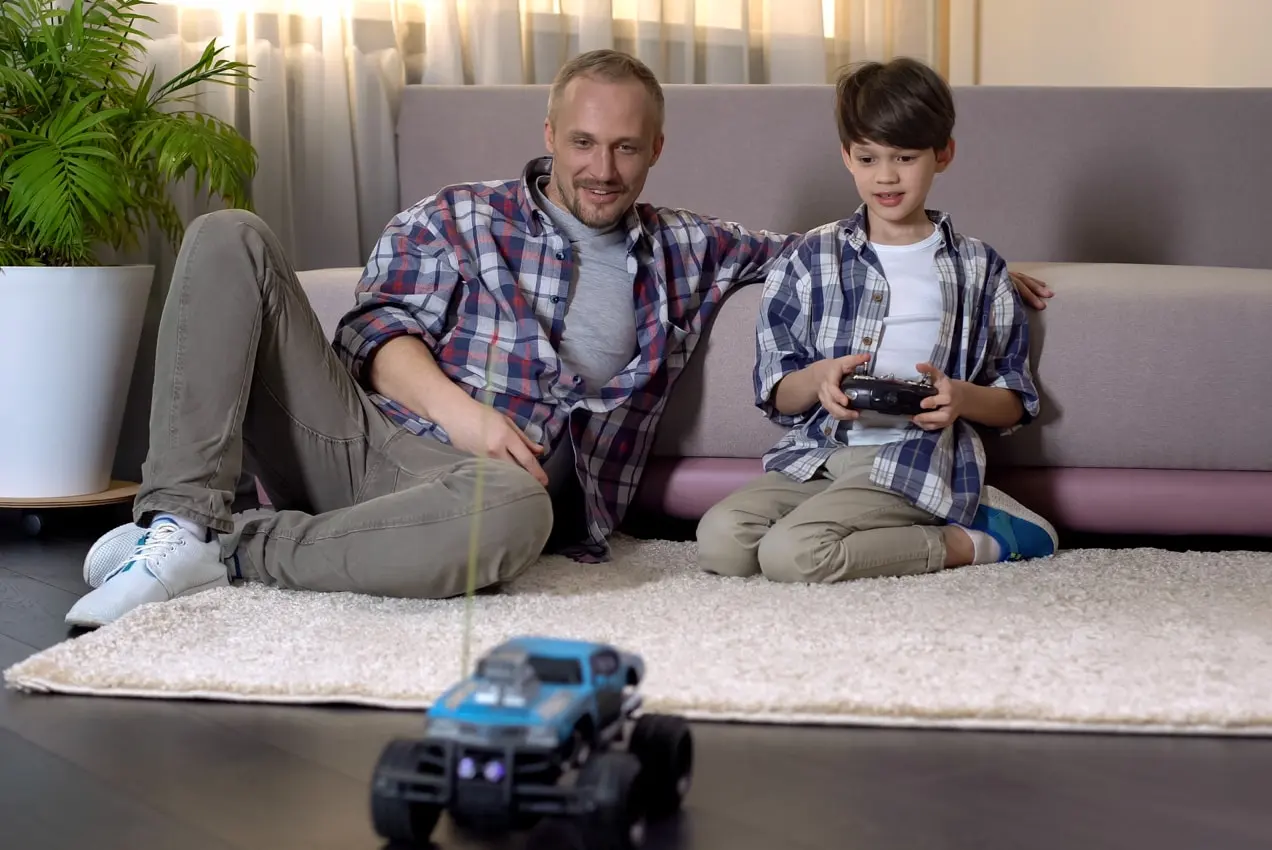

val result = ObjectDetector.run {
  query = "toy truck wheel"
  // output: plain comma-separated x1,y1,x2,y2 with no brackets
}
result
370,739,442,846
628,713,693,816
575,751,648,850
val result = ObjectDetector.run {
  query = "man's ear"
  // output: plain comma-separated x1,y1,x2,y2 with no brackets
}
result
649,132,665,167
543,117,555,154
934,138,956,173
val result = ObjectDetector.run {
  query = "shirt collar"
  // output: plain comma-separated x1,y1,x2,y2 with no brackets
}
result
842,203,959,255
519,156,651,248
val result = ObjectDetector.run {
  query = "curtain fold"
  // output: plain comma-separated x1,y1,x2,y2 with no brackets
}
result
130,0,943,270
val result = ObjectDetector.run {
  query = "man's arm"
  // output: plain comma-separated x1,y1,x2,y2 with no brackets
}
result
334,206,461,392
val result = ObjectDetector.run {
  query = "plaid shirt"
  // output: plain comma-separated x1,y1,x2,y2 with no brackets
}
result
334,156,795,558
753,206,1039,526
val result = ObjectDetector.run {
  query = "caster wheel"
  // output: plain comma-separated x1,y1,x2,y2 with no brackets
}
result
20,512,43,537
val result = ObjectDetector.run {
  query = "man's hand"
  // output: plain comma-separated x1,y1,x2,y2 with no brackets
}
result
438,398,548,487
816,353,872,420
911,362,966,431
1009,270,1053,310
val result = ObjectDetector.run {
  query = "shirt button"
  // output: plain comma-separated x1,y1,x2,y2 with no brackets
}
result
555,251,565,260
862,336,873,346
872,293,882,303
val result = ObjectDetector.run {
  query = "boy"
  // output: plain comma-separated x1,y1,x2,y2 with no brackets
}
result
696,57,1057,584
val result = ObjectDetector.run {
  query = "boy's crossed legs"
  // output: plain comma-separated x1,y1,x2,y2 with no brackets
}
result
697,445,1054,582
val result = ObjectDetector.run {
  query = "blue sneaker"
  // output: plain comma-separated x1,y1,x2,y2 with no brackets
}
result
968,486,1059,561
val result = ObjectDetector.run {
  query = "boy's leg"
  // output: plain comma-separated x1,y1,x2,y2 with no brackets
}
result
695,471,828,577
69,209,550,626
756,445,947,583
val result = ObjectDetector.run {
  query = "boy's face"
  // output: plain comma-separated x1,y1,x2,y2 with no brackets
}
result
841,139,956,240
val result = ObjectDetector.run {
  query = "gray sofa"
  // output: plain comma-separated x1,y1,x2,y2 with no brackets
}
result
293,84,1272,539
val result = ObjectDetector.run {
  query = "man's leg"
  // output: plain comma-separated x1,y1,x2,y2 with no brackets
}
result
223,431,552,600
69,209,551,625
695,471,827,577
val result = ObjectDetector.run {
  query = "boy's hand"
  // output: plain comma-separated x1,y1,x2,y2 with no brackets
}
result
910,362,966,430
816,353,872,420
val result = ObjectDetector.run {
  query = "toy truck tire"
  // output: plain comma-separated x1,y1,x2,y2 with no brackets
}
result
628,713,693,816
369,738,442,846
576,750,648,850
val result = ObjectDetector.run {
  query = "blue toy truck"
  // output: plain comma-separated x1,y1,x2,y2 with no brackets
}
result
369,636,693,849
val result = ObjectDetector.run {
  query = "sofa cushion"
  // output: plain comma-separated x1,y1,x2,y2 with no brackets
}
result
654,261,1272,473
298,261,1272,473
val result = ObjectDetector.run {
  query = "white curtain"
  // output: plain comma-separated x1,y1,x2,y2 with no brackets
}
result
133,0,943,272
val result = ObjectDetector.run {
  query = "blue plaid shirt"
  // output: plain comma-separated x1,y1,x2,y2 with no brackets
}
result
753,206,1039,525
334,156,796,558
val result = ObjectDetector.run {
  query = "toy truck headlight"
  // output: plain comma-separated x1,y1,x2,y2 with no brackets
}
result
524,726,558,748
423,717,461,738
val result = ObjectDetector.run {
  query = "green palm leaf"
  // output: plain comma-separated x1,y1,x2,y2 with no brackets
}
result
0,0,256,266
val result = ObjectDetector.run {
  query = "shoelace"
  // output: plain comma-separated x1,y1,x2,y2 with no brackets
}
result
103,521,184,583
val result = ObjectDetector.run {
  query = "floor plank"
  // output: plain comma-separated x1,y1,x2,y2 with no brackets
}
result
0,725,237,850
2,530,1272,850
0,566,79,650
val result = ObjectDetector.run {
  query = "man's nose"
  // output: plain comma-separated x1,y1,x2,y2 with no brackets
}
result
594,149,617,180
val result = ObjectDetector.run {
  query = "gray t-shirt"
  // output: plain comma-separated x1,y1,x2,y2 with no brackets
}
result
530,176,639,502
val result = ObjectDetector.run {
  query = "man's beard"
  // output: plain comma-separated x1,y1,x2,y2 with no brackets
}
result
560,176,626,229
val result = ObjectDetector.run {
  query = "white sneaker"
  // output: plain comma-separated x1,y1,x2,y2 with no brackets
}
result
84,522,145,588
65,518,229,628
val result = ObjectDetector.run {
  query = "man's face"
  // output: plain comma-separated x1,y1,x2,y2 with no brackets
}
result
544,75,664,230
841,139,955,238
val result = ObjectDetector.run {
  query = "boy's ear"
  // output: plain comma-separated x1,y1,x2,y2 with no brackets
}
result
840,145,854,171
934,138,956,173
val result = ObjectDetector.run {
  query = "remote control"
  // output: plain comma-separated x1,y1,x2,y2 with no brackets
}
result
840,374,938,416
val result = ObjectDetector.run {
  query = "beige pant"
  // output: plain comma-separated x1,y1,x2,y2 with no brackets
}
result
132,209,552,599
696,445,947,583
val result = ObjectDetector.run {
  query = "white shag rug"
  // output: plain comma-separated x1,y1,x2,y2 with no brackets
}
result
6,536,1272,735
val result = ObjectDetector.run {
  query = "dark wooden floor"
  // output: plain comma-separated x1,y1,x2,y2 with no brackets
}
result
2,505,1271,850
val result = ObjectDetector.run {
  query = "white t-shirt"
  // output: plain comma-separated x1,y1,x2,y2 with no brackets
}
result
847,228,943,446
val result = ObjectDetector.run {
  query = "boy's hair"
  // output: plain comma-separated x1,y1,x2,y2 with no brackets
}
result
548,49,665,132
834,57,955,153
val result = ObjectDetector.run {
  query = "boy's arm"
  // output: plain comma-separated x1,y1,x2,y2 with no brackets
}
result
753,241,818,426
971,252,1041,433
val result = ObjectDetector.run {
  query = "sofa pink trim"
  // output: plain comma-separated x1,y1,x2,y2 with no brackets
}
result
632,459,1272,538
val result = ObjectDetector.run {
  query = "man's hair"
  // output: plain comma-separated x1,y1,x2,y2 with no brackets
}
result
834,57,955,153
547,49,665,131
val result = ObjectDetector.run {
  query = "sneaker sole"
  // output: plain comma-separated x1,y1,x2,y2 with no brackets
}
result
65,574,230,629
982,487,1060,552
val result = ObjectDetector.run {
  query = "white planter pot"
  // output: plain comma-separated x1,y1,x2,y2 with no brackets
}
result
0,264,155,499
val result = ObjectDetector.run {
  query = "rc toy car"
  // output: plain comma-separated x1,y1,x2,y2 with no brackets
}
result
369,636,693,849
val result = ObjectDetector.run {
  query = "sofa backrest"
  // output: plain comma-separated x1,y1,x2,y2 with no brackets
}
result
396,84,1272,270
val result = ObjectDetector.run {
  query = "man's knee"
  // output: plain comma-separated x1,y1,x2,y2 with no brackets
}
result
480,463,553,583
187,208,270,247
695,501,762,578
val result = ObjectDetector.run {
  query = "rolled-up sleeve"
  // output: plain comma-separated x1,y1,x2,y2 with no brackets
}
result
980,254,1041,435
753,240,816,427
333,205,461,386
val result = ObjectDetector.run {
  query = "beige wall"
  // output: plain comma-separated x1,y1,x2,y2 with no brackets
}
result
973,0,1272,87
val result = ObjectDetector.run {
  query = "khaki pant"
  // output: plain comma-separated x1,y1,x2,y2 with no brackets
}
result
132,209,552,599
696,445,947,583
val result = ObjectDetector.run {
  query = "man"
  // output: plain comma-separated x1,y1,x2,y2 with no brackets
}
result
66,50,1054,628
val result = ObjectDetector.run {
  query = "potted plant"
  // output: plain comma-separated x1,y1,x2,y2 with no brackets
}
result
1,0,257,499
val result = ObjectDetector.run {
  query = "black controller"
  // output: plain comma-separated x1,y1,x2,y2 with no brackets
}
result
840,374,939,416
